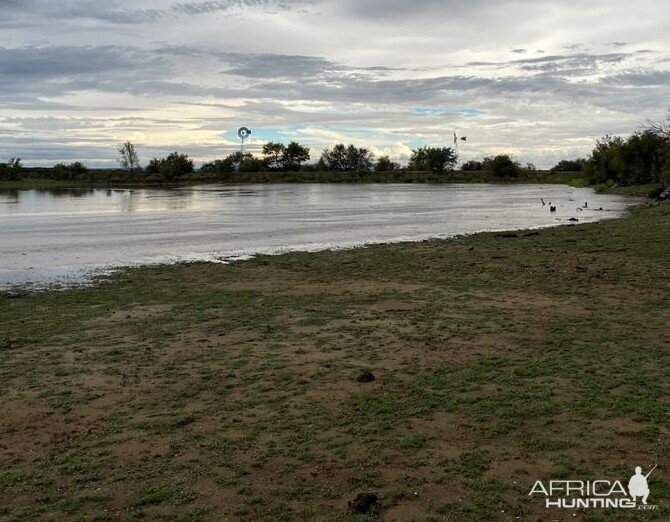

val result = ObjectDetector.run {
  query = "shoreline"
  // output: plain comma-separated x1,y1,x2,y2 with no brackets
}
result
1,175,661,200
1,202,669,520
1,192,644,293
0,170,590,189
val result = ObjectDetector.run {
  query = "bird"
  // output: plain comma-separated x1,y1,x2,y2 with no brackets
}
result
541,198,546,206
550,205,557,213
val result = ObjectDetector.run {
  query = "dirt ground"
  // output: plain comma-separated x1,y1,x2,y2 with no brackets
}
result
1,202,669,521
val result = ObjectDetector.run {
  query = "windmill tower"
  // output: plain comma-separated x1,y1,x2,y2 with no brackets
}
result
453,132,467,155
238,127,252,154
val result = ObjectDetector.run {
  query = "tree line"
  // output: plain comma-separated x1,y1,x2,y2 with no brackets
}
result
114,142,461,179
2,110,668,185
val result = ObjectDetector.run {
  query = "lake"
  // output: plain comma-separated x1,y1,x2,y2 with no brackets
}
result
0,183,639,288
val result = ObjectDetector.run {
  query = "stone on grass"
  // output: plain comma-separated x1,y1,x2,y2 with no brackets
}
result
356,371,376,383
348,492,378,513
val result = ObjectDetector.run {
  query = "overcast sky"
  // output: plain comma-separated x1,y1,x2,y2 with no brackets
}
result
1,0,669,167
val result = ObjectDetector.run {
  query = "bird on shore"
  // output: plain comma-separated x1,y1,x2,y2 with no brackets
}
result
541,198,546,206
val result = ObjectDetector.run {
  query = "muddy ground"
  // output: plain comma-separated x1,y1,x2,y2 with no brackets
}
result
1,202,669,521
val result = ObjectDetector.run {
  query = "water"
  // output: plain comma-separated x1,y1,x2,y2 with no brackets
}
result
0,183,639,288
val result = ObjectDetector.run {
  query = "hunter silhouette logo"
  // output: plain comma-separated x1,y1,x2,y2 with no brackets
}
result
628,465,656,505
529,465,659,510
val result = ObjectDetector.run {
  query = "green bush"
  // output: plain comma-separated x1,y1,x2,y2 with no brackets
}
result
146,152,194,180
51,162,88,180
0,158,23,181
486,155,521,178
408,146,457,173
584,131,668,186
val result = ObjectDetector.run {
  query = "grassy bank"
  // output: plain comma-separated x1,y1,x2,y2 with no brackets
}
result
1,202,670,521
1,169,593,191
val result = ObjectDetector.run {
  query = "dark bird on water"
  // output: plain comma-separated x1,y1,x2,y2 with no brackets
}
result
550,205,557,213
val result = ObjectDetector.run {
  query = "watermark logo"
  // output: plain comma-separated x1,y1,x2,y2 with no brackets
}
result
529,465,658,510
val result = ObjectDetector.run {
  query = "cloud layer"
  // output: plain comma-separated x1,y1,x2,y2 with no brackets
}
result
0,0,669,167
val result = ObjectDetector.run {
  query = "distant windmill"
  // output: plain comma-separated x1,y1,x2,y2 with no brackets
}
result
453,132,467,154
238,126,252,154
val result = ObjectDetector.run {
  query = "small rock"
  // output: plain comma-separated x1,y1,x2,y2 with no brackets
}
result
356,371,376,383
348,492,378,513
568,217,579,222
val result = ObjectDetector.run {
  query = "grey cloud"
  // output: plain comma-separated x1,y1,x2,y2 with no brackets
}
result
1,0,669,167
1,44,667,111
602,70,670,86
0,46,165,79
0,0,308,26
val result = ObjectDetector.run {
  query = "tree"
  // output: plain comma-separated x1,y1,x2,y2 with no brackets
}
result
461,160,483,171
578,112,670,187
201,152,254,176
319,144,373,172
283,142,310,170
146,152,194,180
487,155,521,178
225,152,253,173
201,158,235,176
118,142,140,174
523,162,537,173
584,135,626,184
408,146,457,173
52,162,88,180
0,158,22,181
551,159,587,172
320,144,347,171
242,157,268,172
345,144,374,172
645,108,670,145
375,156,400,172
262,142,286,170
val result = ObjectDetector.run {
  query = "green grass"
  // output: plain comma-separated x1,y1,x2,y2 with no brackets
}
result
0,201,669,520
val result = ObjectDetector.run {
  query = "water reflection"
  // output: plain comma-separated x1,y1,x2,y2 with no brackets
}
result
0,183,641,288
0,187,201,215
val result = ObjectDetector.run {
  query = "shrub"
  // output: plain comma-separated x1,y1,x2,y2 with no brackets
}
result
461,160,483,171
551,158,587,172
0,158,22,181
485,155,521,178
375,156,400,172
320,144,374,172
52,161,88,179
408,147,457,173
146,152,194,180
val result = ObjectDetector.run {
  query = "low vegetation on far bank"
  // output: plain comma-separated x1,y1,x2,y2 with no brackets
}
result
1,201,669,520
2,111,669,198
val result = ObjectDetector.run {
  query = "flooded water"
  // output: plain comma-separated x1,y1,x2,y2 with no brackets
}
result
0,183,639,288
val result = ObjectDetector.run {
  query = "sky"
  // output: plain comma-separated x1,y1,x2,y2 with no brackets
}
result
1,0,669,168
